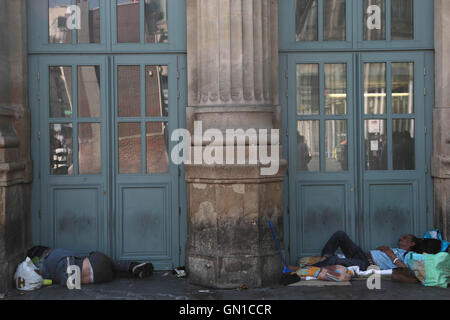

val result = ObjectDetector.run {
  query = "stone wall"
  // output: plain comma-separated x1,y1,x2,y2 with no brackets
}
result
0,0,32,295
185,0,286,288
432,0,450,240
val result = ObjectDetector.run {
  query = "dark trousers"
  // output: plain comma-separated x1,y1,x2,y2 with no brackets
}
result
88,252,138,283
313,231,370,271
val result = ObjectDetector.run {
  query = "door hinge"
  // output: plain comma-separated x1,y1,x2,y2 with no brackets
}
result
179,246,182,255
425,127,427,135
177,71,180,80
177,90,181,100
37,131,41,140
424,68,427,76
38,209,41,220
37,72,40,81
286,128,289,137
178,167,181,177
179,207,182,216
287,207,290,216
424,88,427,96
425,166,429,174
37,92,41,101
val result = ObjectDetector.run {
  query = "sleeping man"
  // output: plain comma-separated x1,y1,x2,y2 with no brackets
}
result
27,246,154,287
289,231,443,283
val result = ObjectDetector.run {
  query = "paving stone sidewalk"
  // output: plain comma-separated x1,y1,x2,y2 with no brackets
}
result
3,271,450,300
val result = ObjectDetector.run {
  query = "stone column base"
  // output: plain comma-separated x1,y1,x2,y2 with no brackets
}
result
185,162,287,289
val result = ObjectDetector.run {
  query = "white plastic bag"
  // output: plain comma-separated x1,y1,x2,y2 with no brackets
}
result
14,257,43,291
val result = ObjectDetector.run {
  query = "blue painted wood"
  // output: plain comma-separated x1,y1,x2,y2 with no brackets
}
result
29,55,42,246
424,52,435,231
28,0,187,269
281,1,434,263
358,51,428,251
285,51,432,261
37,55,110,256
287,53,357,261
112,55,180,269
32,54,183,269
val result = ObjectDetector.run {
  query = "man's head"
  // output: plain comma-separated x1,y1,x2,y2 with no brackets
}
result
398,234,418,251
26,246,50,259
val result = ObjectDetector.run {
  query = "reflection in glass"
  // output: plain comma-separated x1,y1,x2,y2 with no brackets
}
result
146,122,169,174
325,63,347,115
325,120,348,171
393,119,415,170
297,64,319,115
364,119,387,171
146,66,168,117
323,0,346,41
49,0,73,44
117,0,140,43
298,121,320,171
76,0,101,43
50,123,73,175
145,0,168,43
364,0,386,40
78,66,101,118
79,123,101,174
391,0,413,40
364,63,386,115
118,123,141,174
296,0,318,41
118,66,141,117
392,62,414,114
50,66,73,118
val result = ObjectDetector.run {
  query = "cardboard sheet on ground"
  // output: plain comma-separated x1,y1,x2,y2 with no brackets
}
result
288,280,352,287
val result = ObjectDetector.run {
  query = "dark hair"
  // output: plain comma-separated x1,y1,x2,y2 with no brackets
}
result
408,237,442,255
26,246,50,259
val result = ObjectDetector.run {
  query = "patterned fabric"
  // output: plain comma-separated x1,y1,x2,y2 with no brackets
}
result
295,265,353,282
297,256,323,267
317,265,353,282
296,266,321,278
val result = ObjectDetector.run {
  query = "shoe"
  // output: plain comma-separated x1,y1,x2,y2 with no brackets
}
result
132,262,154,278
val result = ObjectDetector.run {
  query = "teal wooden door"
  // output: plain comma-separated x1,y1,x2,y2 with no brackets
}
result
358,52,429,250
287,53,357,258
112,55,181,269
287,51,432,260
38,55,110,255
28,0,187,269
34,54,184,269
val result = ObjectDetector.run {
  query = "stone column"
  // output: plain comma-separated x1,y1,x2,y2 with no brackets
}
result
185,0,286,288
432,0,450,240
0,0,31,295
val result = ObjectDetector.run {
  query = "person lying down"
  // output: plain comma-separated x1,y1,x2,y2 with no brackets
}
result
287,231,442,283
